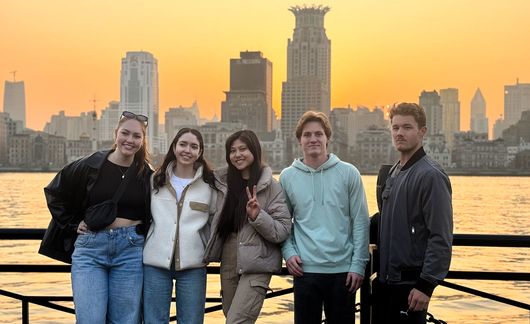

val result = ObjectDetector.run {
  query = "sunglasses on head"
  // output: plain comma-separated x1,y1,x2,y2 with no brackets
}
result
120,111,148,126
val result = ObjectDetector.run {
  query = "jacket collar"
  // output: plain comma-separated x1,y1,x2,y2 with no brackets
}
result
85,150,113,169
401,146,426,171
165,161,204,185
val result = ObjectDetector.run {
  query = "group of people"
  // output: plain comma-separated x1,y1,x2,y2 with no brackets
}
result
39,102,453,324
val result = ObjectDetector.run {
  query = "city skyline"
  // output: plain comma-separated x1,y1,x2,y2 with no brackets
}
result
2,1,530,132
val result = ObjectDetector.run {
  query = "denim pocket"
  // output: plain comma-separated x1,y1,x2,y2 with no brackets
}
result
127,232,145,247
74,232,95,248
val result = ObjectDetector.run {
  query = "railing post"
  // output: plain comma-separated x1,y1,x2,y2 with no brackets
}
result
22,300,29,324
360,252,372,324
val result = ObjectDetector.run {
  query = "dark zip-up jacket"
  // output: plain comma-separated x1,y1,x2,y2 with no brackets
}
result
379,147,453,296
38,150,152,263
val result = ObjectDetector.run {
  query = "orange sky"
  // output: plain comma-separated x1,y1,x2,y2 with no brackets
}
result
2,0,530,133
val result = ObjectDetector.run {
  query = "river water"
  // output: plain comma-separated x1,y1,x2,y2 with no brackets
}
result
0,173,529,323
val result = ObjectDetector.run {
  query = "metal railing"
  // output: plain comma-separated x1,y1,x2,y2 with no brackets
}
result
1,229,529,323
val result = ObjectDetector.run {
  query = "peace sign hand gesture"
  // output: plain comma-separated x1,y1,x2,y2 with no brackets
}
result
246,185,260,221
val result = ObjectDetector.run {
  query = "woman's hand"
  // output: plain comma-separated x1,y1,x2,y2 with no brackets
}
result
246,185,260,221
77,220,89,234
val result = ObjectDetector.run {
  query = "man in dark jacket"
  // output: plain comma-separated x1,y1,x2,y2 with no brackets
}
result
375,102,453,324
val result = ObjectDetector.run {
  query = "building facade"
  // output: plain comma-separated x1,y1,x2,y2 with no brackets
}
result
44,110,97,141
504,80,530,128
120,51,160,153
198,122,244,168
439,88,460,149
419,90,443,136
3,80,26,128
470,88,489,136
98,101,121,142
330,106,386,162
165,106,199,144
281,5,331,156
354,127,396,172
8,131,66,169
452,132,507,169
221,51,273,133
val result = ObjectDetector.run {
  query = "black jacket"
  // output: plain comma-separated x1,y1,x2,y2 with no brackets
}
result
38,150,152,263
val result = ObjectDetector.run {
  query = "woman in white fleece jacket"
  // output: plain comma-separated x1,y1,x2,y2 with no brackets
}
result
143,128,217,324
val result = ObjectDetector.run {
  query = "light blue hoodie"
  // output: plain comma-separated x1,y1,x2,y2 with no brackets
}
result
280,154,370,275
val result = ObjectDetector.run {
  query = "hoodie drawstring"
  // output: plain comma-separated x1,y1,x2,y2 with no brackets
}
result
311,171,315,201
309,169,325,204
320,168,324,205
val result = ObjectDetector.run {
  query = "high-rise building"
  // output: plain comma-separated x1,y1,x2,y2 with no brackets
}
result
419,90,443,135
165,106,199,143
492,116,505,139
98,101,121,142
281,5,331,150
119,51,159,153
330,106,386,148
221,51,273,133
439,88,460,148
43,110,96,141
504,80,530,128
3,80,26,129
470,88,488,135
0,112,10,165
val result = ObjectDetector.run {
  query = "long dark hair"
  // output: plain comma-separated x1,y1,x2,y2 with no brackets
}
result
112,117,151,177
217,130,263,240
152,128,216,193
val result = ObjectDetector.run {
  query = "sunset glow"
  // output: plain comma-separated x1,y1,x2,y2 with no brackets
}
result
2,0,530,132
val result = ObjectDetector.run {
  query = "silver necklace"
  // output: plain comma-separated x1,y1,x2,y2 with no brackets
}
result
117,165,128,179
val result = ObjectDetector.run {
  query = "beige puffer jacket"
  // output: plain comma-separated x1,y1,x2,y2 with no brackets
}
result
203,166,291,274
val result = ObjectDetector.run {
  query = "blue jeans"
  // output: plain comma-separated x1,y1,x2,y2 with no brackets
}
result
143,265,207,324
71,226,144,324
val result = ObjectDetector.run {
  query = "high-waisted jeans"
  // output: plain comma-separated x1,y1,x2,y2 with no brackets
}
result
71,226,144,324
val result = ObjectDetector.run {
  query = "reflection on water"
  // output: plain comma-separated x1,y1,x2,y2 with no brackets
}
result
0,173,529,323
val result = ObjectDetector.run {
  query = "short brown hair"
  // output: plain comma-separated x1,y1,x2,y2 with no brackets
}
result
389,103,427,128
295,111,332,140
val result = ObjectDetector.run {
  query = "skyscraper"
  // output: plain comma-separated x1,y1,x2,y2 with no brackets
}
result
419,90,442,135
439,88,460,148
504,79,530,128
221,51,273,133
98,101,121,142
281,5,331,144
470,88,488,135
119,51,159,152
3,80,26,129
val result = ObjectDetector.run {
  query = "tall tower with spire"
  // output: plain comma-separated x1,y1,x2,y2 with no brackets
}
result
470,88,488,135
281,5,331,154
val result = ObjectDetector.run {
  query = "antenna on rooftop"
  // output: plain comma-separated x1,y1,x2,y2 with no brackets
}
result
10,71,17,82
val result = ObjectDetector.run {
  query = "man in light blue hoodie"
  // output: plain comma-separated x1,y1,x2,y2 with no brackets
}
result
280,111,370,324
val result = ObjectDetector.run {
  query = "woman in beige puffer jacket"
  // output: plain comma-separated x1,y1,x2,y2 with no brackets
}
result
204,130,291,324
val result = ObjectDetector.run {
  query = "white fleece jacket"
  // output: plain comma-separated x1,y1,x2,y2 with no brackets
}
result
143,163,216,270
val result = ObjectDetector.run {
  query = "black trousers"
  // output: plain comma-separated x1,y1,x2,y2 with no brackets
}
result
294,272,355,324
372,281,427,324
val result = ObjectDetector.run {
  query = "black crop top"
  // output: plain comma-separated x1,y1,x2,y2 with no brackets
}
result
87,158,147,222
